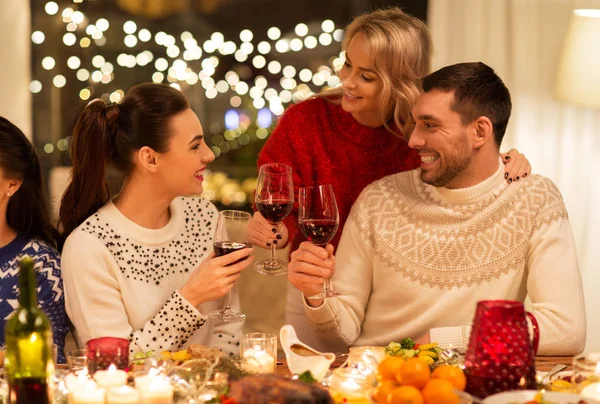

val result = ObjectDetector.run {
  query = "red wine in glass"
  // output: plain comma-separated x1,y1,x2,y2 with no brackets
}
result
299,219,339,245
209,210,251,323
298,185,341,299
257,201,294,223
214,241,252,265
254,163,294,276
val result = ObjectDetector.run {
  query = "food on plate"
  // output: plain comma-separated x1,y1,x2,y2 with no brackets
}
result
374,355,465,403
432,365,467,391
384,338,444,366
228,374,332,404
509,391,589,403
161,348,190,362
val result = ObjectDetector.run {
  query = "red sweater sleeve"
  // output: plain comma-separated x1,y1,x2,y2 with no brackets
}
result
256,103,309,248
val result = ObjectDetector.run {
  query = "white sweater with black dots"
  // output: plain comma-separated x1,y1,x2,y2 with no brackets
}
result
61,197,242,357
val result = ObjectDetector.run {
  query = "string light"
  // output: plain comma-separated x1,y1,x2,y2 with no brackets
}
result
31,31,45,44
35,4,351,159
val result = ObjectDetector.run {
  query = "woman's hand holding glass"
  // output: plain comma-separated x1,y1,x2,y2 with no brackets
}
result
247,212,289,250
179,247,253,308
288,242,336,308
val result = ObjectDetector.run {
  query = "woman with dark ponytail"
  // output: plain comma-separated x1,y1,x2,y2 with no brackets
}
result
0,117,68,363
60,83,253,356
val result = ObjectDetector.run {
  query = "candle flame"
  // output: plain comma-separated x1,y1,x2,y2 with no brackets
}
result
108,363,117,373
77,367,90,383
29,333,38,343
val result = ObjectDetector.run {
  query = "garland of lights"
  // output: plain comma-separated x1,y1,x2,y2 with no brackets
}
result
32,1,346,156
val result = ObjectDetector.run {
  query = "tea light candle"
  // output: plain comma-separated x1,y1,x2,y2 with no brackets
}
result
106,386,142,404
69,380,106,404
134,371,173,404
141,387,174,404
242,345,276,373
94,364,128,388
348,346,386,365
329,368,371,404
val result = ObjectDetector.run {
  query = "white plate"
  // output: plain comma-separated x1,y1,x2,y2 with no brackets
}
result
483,390,598,403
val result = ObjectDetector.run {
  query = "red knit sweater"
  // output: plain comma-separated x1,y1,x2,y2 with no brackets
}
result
258,98,421,251
257,97,421,253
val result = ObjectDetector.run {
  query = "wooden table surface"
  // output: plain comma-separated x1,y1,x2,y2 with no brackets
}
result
275,356,573,377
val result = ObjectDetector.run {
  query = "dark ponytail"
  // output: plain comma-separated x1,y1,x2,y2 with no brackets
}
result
0,117,59,248
59,83,189,240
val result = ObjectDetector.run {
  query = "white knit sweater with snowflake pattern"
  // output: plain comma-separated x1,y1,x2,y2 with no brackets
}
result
303,161,586,355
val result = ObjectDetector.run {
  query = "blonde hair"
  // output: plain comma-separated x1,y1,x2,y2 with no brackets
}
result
319,8,432,136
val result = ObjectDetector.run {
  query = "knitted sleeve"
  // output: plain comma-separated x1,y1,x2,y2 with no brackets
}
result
61,231,207,356
29,242,69,364
525,179,585,355
303,195,375,351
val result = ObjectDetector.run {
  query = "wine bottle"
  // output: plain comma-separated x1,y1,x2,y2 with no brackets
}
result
4,256,53,404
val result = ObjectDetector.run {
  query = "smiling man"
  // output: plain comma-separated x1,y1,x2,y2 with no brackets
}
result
288,62,586,355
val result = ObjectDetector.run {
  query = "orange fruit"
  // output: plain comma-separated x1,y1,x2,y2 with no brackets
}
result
421,379,460,404
397,357,431,389
378,356,405,382
373,380,399,404
387,385,424,404
432,364,467,391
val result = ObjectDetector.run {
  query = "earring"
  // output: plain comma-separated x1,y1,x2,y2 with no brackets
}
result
6,192,10,197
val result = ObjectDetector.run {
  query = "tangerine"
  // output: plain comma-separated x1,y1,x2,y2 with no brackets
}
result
387,385,424,404
421,379,460,404
397,357,431,389
378,356,405,382
373,380,399,404
431,364,467,391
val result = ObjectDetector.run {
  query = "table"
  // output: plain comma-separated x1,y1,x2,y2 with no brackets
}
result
275,356,574,377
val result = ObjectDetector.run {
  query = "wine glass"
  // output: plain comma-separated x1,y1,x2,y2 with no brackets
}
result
209,210,251,323
254,163,294,275
298,185,340,299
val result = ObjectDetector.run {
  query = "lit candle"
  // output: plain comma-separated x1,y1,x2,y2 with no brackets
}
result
69,379,106,404
581,382,600,400
134,370,173,404
329,368,371,404
348,346,386,365
94,364,128,388
242,345,275,373
106,386,142,404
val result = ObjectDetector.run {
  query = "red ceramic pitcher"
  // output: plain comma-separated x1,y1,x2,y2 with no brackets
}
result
464,300,539,399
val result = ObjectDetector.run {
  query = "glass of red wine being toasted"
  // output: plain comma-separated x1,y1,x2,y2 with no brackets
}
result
209,210,252,322
299,185,340,299
255,163,294,275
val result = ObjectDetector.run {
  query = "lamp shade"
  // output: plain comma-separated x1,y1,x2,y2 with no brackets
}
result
555,9,600,109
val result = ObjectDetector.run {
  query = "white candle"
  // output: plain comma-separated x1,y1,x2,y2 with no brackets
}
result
581,382,600,400
69,380,106,404
134,371,173,404
242,346,275,373
94,364,128,388
140,386,174,404
106,386,142,404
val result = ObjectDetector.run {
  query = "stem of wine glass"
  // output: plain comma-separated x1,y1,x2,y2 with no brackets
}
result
323,277,334,293
224,289,232,310
270,224,277,260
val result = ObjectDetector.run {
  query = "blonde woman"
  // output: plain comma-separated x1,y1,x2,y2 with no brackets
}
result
246,8,531,347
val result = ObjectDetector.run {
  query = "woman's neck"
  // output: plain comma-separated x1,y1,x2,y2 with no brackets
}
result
113,177,174,230
0,208,18,248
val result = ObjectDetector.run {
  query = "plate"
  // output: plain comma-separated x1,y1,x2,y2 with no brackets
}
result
482,390,599,403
